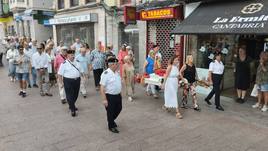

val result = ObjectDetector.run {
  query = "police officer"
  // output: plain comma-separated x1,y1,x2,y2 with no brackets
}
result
204,52,225,111
58,49,84,117
100,57,122,133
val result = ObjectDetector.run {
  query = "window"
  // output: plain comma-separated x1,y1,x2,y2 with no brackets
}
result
121,0,131,5
17,0,25,2
58,0,65,9
85,0,96,3
70,0,79,7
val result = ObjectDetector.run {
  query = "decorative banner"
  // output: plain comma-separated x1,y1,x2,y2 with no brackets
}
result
124,6,137,25
140,7,182,20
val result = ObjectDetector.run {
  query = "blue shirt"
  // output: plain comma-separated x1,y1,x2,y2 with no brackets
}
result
89,49,105,70
76,54,90,74
146,57,154,74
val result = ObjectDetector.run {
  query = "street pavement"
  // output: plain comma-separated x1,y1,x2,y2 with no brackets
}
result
0,65,267,151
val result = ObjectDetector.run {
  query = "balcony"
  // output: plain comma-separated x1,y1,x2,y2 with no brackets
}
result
9,0,27,12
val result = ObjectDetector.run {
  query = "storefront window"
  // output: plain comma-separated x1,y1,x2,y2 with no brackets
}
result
56,23,95,50
191,35,237,69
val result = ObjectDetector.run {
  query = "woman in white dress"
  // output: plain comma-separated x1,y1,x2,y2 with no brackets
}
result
163,56,182,119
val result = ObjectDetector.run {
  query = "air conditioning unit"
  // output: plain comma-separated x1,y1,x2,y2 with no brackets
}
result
104,0,117,7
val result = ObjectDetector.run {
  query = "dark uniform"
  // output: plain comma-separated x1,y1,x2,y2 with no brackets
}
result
205,52,225,111
100,58,122,133
58,53,84,116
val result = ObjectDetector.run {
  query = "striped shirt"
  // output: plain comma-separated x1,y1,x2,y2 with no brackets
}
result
89,49,105,70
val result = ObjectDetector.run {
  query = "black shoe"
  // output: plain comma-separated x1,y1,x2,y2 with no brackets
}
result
109,127,119,133
22,92,26,98
33,84,38,88
204,99,212,105
71,111,76,117
240,98,246,104
28,85,31,88
19,91,23,96
45,93,53,96
61,99,67,104
194,105,201,111
216,106,224,111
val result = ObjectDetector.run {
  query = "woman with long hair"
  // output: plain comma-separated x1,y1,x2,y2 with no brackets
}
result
163,56,183,119
252,51,268,112
180,54,200,111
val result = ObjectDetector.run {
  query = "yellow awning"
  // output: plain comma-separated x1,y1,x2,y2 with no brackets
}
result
0,17,13,23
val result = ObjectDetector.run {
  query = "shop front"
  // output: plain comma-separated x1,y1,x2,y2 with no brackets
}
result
139,5,184,68
49,13,98,48
172,0,268,96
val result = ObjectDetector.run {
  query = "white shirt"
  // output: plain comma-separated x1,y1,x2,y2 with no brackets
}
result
32,52,49,69
58,60,83,78
100,68,122,95
209,60,224,74
6,49,18,63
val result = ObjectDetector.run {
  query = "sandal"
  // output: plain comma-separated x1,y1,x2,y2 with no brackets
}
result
176,112,183,119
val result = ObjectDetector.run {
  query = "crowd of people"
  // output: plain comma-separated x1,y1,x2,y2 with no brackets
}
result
0,36,267,133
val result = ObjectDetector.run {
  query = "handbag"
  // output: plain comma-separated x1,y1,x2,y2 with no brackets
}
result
250,84,258,97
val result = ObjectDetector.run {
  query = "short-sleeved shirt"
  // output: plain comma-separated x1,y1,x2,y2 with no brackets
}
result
100,68,122,95
58,60,84,79
76,54,90,74
209,60,224,74
15,54,30,73
89,49,105,70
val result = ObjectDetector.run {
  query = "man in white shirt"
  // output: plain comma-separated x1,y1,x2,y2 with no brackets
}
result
100,57,122,133
58,49,84,117
72,38,82,56
32,43,52,96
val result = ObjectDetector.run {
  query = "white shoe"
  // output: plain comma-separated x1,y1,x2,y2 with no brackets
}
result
261,105,268,112
128,97,133,102
252,103,261,109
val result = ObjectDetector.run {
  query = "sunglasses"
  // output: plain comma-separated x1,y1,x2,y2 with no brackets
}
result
67,50,75,54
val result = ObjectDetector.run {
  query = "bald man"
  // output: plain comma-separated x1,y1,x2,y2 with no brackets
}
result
76,47,90,98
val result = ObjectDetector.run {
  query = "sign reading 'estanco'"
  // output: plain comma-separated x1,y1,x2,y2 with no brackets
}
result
140,8,177,20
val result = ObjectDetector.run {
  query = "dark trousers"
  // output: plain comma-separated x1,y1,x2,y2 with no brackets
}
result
63,77,80,112
0,53,3,66
93,68,103,87
205,74,223,107
105,94,122,129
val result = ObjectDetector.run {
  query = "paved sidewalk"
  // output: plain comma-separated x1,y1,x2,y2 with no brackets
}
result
0,66,267,151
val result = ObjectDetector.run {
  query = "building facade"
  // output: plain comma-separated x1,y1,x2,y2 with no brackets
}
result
0,0,14,39
9,0,54,42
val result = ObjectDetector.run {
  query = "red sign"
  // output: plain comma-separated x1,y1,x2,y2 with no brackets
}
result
124,6,137,25
140,7,183,21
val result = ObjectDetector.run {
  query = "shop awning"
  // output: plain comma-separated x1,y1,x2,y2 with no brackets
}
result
171,0,268,35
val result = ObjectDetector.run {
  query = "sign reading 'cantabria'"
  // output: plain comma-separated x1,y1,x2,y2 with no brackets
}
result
49,14,91,25
212,3,267,30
